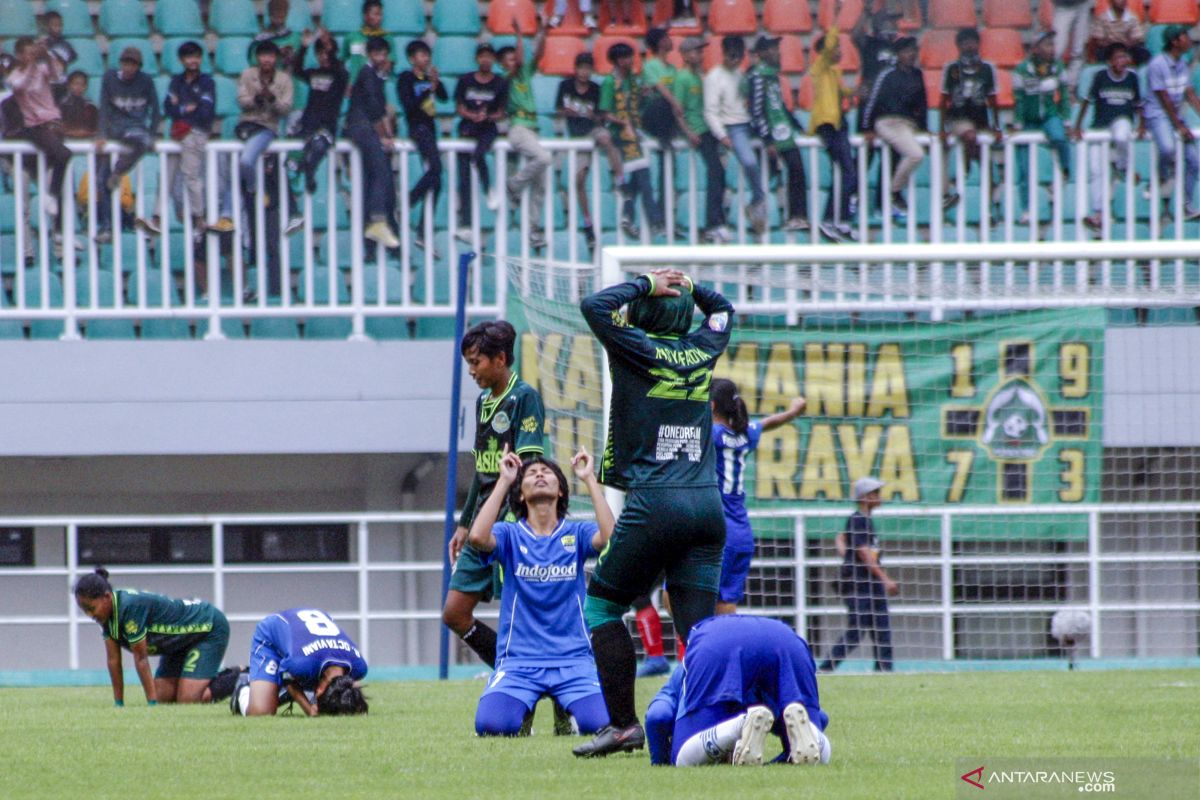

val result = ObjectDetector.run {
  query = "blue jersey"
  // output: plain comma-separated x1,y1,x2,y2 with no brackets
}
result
713,421,762,552
255,608,368,690
482,518,599,666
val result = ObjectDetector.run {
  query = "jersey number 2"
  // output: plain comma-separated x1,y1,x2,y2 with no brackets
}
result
647,367,712,401
297,609,341,636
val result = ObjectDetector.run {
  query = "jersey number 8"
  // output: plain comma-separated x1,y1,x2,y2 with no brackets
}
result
297,609,341,636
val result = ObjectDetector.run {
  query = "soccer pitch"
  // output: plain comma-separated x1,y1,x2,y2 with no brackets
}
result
5,670,1197,800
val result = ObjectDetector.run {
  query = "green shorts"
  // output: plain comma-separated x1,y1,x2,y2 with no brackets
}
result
589,486,726,606
449,544,504,602
155,612,230,681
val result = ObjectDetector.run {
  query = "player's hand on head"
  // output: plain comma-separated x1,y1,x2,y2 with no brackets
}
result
647,268,687,297
571,448,593,480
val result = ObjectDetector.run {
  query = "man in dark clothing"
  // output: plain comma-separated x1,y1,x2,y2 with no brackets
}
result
288,29,349,196
853,6,902,212
96,46,160,241
345,36,399,250
59,70,98,138
453,43,506,239
41,10,76,101
398,39,447,245
160,41,217,237
748,35,809,231
555,52,621,247
940,28,998,201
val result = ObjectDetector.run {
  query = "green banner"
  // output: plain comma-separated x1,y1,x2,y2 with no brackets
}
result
512,297,1104,540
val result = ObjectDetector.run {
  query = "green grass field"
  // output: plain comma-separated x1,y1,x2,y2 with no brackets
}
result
4,670,1197,800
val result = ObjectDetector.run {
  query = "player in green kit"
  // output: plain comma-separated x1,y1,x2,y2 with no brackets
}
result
443,320,546,670
573,268,734,758
74,567,238,705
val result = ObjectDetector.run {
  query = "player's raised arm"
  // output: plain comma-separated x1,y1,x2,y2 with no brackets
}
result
467,448,521,553
580,269,689,362
762,396,806,431
571,448,613,551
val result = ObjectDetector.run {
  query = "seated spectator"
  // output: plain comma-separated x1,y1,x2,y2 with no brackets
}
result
548,0,596,31
673,37,728,242
454,43,507,240
1088,0,1149,65
1143,26,1200,220
748,35,809,232
288,29,349,198
556,52,622,248
1013,31,1073,211
161,40,218,239
345,36,400,249
705,36,766,234
496,19,552,249
59,70,98,138
342,0,387,83
40,11,76,101
96,47,160,242
1073,42,1142,231
602,41,663,240
7,37,71,220
250,0,303,67
398,39,447,247
853,3,904,212
940,28,998,202
809,28,858,243
236,41,293,201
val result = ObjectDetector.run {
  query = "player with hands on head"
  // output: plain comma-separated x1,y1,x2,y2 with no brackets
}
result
468,446,614,736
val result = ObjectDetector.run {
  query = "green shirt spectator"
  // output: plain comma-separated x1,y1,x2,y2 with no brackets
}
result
507,60,538,129
673,66,707,135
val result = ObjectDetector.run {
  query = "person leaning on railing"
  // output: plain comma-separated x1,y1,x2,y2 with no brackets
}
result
939,28,999,209
344,36,400,250
809,26,858,244
6,37,71,221
1012,31,1073,220
1143,25,1200,220
95,46,160,243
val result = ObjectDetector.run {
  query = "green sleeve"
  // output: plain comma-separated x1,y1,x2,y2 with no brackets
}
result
120,596,150,645
459,471,481,530
513,391,546,456
598,76,614,113
643,59,666,87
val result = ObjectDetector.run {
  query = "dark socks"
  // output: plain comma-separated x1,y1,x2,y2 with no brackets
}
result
591,620,639,728
461,621,498,668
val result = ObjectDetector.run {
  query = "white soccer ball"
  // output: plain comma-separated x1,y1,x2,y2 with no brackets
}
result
1002,413,1028,439
1050,609,1091,642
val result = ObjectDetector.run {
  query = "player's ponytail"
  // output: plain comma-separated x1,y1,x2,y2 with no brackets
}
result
711,378,749,435
73,566,112,600
318,675,369,716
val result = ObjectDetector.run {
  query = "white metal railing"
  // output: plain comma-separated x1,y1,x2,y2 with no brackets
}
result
1,128,1198,337
1,503,1196,670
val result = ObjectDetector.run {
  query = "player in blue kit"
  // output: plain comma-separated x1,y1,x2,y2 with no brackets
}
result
644,615,832,767
234,607,368,716
710,379,806,617
467,445,615,736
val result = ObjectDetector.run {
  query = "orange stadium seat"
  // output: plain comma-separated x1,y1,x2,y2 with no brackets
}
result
539,36,587,75
818,0,864,31
708,0,758,34
545,0,590,36
1149,0,1199,24
981,28,1026,68
593,34,642,73
920,29,958,69
650,0,703,34
1095,0,1145,18
487,0,539,35
763,0,813,33
780,74,796,111
923,68,942,106
897,0,923,32
983,0,1033,28
780,34,807,73
597,2,647,35
1038,0,1054,30
995,68,1014,108
928,0,977,29
796,74,814,110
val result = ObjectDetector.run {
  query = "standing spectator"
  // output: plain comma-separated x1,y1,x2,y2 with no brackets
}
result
345,36,400,249
852,3,902,212
674,37,729,242
1052,0,1092,97
810,28,858,242
453,43,507,240
555,52,622,247
496,19,552,248
1143,26,1200,220
641,27,687,214
250,0,302,68
96,47,160,242
288,29,349,196
548,0,597,31
160,41,217,239
704,36,767,234
817,477,897,673
397,39,447,246
236,41,293,203
1088,0,1149,65
940,28,998,204
862,37,944,217
1074,42,1142,231
748,35,809,231
600,41,664,239
1013,31,1073,209
7,37,71,220
59,70,98,137
41,11,76,101
341,0,386,83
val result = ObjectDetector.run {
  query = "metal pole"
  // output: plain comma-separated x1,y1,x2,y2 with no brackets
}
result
439,251,475,680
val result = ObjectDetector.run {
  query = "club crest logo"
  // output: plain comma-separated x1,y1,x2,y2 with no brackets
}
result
561,534,576,551
707,312,729,332
492,411,511,434
124,621,139,636
980,378,1051,461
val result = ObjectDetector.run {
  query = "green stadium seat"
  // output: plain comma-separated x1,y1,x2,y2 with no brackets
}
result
73,267,121,308
249,317,301,338
322,0,362,33
286,0,314,33
85,318,138,338
126,269,182,307
215,37,253,75
385,0,427,34
107,39,157,72
155,0,204,35
21,268,65,339
45,0,94,37
436,75,458,115
213,74,240,116
98,0,150,36
297,267,350,304
432,0,482,35
162,38,212,73
140,318,194,338
0,0,37,37
432,36,480,75
209,0,260,36
68,38,105,76
531,74,559,117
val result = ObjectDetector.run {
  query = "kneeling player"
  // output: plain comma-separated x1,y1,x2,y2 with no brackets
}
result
644,615,831,766
467,446,614,736
234,607,368,716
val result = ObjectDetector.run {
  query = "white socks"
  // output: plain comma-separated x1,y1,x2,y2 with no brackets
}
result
675,712,748,766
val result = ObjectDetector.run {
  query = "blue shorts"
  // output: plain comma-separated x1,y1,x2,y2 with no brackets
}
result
248,619,286,686
718,548,753,604
481,659,603,711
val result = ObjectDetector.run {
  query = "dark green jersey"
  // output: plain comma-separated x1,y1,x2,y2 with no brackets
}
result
581,276,734,490
459,374,545,528
103,589,220,656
